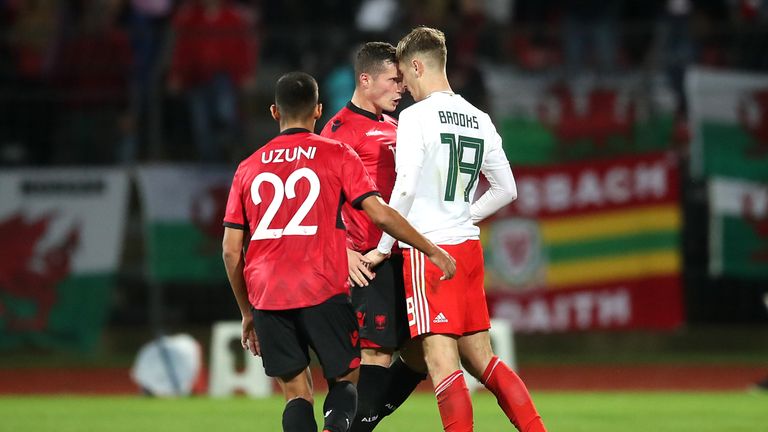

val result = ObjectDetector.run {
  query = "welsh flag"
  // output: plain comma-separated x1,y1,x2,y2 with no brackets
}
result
136,165,234,282
709,177,768,278
0,168,129,351
688,67,768,181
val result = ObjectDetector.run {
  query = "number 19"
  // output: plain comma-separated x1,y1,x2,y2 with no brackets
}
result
440,133,484,202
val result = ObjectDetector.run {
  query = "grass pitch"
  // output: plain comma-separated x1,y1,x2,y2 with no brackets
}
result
1,391,765,432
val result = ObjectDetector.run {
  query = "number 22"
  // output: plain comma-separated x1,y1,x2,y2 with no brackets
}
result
250,167,320,240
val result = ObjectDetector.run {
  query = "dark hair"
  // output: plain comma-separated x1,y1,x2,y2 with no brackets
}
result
396,26,447,69
354,41,397,79
275,71,319,119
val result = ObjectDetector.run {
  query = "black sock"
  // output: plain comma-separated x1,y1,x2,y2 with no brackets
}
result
380,356,426,417
282,398,316,432
350,365,390,432
323,380,357,432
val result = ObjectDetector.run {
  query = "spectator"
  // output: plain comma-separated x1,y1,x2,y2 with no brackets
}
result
51,0,133,165
167,0,258,162
127,0,174,162
658,0,694,148
2,0,60,165
561,0,622,78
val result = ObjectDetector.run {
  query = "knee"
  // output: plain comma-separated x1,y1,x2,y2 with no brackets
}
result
286,395,314,406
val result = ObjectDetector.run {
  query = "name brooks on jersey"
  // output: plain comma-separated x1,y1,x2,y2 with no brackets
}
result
261,146,317,164
438,110,479,129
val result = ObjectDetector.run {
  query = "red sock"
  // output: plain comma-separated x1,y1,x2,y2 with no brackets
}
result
482,356,546,432
435,370,474,432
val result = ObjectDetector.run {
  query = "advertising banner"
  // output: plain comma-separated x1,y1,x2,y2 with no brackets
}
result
481,152,684,332
0,168,129,351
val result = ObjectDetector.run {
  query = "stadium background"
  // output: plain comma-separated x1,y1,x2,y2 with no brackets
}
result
1,0,768,408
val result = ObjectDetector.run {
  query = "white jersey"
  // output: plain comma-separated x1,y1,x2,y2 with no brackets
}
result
384,91,511,249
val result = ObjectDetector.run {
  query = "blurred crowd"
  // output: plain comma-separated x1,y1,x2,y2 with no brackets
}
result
1,0,768,166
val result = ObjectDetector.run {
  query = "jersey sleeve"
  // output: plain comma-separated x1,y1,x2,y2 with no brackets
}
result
470,115,517,223
394,109,426,172
223,165,247,230
339,143,379,209
482,116,511,171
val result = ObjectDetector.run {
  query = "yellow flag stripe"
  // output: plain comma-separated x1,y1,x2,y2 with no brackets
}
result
545,249,680,288
539,205,681,244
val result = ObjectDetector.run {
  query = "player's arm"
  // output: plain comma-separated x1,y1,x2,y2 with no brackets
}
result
374,163,421,255
471,126,517,223
374,109,424,255
222,227,259,356
471,165,517,223
361,195,455,280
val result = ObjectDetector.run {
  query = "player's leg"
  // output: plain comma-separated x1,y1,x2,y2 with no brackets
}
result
350,346,392,431
301,294,362,432
374,338,427,420
349,269,394,431
350,254,425,431
456,240,546,432
459,331,545,432
324,367,360,432
423,333,473,432
405,246,474,431
252,308,316,432
276,368,317,432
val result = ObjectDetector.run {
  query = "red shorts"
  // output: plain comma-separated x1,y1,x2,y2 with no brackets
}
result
402,240,490,337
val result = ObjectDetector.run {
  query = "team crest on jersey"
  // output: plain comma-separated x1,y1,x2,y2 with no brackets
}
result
331,119,343,132
374,314,387,330
356,311,366,328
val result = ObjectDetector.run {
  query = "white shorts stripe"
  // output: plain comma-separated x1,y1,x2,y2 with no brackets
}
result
409,250,421,334
419,251,430,334
408,249,433,336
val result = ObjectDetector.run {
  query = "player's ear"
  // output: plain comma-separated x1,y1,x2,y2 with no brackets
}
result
413,59,423,77
359,72,370,88
270,104,280,121
314,103,322,120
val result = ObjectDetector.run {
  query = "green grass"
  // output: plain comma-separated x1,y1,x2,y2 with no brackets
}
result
1,392,766,432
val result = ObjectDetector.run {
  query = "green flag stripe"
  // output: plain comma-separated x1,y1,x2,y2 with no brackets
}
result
547,230,679,262
701,122,768,182
718,217,768,278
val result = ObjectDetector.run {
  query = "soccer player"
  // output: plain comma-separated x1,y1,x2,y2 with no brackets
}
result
367,28,548,432
221,71,455,432
320,42,428,431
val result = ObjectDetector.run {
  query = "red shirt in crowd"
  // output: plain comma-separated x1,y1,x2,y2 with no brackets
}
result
169,1,257,88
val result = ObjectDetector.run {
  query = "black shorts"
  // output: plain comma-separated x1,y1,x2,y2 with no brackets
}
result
252,294,361,379
351,253,410,349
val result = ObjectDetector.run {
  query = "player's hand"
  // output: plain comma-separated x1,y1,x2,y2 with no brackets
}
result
427,246,456,280
348,248,375,287
364,249,390,270
241,315,260,356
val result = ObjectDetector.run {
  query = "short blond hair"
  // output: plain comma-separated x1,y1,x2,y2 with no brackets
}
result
396,26,447,69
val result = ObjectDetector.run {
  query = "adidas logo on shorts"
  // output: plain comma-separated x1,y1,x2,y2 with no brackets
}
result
432,312,448,323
